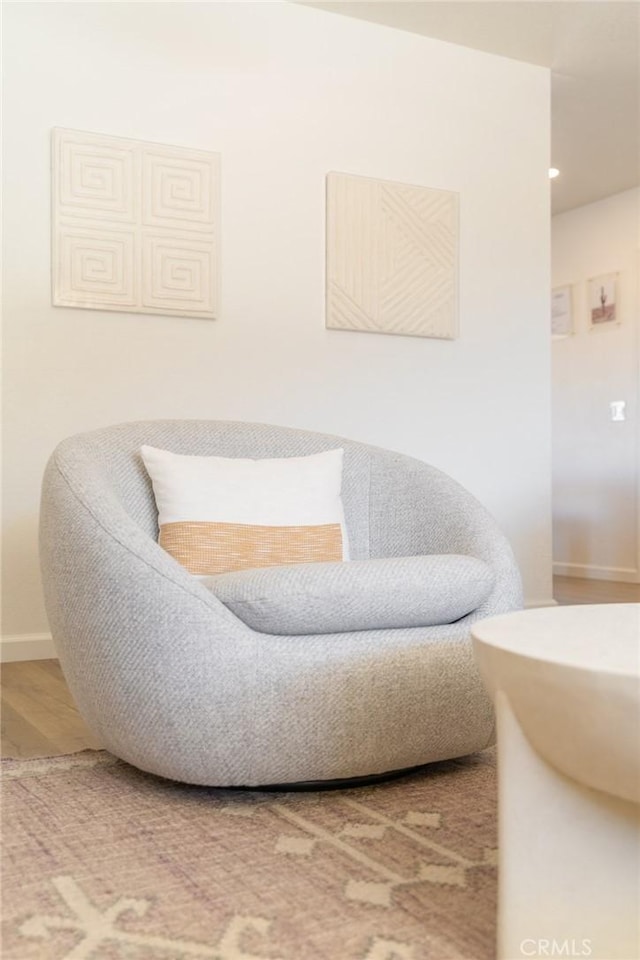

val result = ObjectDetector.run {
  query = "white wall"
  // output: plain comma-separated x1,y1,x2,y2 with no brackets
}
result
552,188,640,581
1,1,552,655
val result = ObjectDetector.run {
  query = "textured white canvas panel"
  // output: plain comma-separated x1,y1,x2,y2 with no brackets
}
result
52,128,219,319
326,172,458,339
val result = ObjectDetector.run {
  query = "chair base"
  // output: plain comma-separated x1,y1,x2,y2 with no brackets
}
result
236,761,431,792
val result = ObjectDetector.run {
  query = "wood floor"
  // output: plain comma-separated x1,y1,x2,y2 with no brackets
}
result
1,658,100,759
2,577,639,761
552,575,640,605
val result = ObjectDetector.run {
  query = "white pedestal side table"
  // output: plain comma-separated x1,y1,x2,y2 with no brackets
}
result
472,604,640,960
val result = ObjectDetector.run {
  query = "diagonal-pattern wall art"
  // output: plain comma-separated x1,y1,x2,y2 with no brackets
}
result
326,172,458,339
52,128,220,320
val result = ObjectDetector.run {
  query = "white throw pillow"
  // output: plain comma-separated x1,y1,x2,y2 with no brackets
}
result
140,445,349,576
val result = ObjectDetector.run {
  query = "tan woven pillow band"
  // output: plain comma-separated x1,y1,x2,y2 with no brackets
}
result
159,521,344,576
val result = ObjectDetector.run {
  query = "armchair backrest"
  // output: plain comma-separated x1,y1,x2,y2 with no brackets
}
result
48,418,513,570
43,419,522,631
51,420,375,560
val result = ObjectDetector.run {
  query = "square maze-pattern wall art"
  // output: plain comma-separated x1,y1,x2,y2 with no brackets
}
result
52,128,220,319
326,172,458,339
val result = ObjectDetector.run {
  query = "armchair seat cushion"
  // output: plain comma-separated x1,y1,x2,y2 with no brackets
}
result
202,554,495,635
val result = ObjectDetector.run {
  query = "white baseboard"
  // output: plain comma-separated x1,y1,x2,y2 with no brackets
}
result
525,598,558,609
553,562,640,584
1,633,56,663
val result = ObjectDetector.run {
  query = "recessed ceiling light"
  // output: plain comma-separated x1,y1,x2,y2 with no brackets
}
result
549,168,560,179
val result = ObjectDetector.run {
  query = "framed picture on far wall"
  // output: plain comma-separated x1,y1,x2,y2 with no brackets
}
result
551,285,573,338
588,272,619,327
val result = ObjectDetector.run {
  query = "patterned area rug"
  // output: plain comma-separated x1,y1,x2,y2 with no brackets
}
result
2,749,498,960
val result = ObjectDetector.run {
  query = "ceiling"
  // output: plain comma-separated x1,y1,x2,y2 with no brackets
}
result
301,1,640,214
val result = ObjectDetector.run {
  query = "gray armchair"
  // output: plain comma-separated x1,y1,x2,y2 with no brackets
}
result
39,420,522,787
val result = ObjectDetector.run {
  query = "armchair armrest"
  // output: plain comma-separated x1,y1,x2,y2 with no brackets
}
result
368,453,523,615
39,454,258,768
